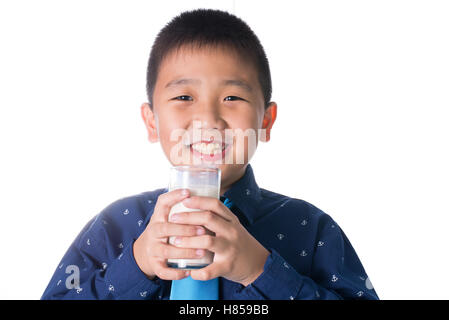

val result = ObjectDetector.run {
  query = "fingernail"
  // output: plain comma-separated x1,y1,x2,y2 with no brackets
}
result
174,237,182,245
196,249,204,256
170,214,179,222
196,227,205,235
182,198,191,205
181,189,189,196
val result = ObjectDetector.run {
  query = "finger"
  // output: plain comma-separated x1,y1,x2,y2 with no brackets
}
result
190,263,222,281
153,242,207,260
151,222,206,239
169,210,229,233
172,234,228,253
153,188,190,221
153,260,191,280
181,196,236,222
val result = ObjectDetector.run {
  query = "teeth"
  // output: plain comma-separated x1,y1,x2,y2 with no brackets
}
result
191,142,224,155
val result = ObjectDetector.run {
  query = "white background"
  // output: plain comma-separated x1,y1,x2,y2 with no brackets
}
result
0,0,448,299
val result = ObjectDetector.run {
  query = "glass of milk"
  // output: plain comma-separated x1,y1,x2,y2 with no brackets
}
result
167,165,221,269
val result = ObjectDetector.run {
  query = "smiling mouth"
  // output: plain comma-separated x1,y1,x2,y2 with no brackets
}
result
189,141,230,161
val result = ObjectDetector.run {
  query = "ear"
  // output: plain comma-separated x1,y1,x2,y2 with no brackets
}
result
260,102,277,142
140,102,159,143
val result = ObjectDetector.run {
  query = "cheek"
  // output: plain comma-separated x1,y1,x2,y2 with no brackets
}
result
158,123,185,157
230,119,259,163
156,110,186,142
235,133,258,161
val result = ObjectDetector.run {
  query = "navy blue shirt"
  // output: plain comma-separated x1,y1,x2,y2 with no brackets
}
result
42,164,379,300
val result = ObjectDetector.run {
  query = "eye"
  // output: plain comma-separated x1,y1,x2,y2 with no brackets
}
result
224,96,243,101
173,95,193,101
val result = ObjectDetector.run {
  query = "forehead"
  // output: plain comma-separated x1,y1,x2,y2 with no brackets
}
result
156,44,260,88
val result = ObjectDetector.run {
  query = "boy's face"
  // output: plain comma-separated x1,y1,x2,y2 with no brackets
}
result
141,45,276,194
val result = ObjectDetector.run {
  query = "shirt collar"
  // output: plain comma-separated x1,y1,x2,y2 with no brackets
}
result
221,163,263,225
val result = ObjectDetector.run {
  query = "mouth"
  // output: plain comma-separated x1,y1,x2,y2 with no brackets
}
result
188,140,230,162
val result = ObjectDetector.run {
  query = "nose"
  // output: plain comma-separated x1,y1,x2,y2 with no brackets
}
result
191,101,226,131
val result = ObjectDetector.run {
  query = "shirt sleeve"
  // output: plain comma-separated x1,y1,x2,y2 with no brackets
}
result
41,214,163,300
235,215,379,300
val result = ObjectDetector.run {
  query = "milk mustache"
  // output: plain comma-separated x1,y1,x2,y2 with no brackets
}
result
167,184,219,269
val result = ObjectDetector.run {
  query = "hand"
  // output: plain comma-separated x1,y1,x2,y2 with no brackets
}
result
169,196,270,286
133,189,208,280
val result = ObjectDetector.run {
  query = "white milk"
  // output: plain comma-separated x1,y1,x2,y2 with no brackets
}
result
167,184,219,269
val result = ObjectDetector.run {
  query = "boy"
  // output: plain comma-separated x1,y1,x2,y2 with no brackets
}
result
42,9,378,300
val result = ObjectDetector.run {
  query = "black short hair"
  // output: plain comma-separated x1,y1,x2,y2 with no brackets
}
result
146,9,272,109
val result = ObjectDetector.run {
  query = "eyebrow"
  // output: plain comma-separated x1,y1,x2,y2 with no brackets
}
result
165,78,253,93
